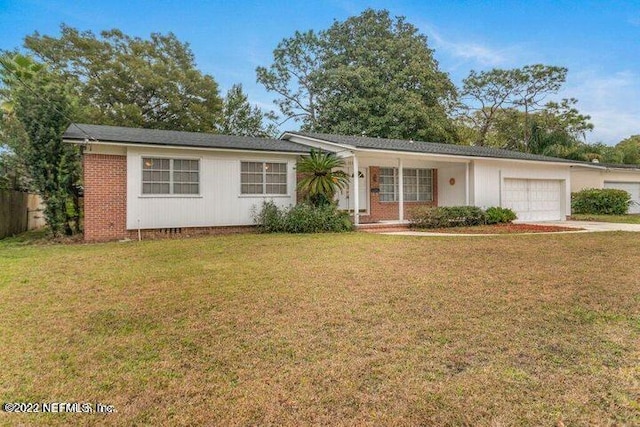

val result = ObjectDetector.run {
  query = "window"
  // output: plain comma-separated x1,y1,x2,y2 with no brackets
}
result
378,167,433,202
241,162,287,195
379,168,397,202
142,158,199,195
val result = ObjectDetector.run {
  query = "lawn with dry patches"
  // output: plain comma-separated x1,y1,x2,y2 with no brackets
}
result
0,232,639,426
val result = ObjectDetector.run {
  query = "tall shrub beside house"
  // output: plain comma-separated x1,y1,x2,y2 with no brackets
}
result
571,188,631,215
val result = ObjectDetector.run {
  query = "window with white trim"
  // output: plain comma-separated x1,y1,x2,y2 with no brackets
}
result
241,161,287,195
142,158,199,195
378,167,433,202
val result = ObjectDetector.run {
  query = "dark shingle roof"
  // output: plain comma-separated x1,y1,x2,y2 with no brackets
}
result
63,124,311,153
284,132,579,164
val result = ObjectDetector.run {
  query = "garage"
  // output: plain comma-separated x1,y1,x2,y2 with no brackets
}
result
604,181,640,214
502,178,564,221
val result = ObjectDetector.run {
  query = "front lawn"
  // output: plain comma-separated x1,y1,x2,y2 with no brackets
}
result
570,213,640,224
1,233,639,425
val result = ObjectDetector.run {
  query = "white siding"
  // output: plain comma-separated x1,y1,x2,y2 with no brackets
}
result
571,168,640,192
126,147,298,229
471,159,571,218
437,163,467,206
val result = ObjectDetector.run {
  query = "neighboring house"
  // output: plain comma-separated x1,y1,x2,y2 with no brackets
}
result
64,124,640,242
571,163,640,214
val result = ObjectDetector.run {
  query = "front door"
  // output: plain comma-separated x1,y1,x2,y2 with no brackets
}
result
337,167,367,213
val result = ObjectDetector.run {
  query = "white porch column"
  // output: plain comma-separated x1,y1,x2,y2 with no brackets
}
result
353,154,359,225
398,158,404,221
465,161,470,206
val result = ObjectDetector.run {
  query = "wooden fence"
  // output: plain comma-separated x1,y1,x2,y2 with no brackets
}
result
0,190,45,239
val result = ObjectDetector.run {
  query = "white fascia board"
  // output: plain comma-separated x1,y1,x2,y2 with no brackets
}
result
63,138,309,156
569,163,607,170
353,147,572,167
281,133,355,153
569,163,640,172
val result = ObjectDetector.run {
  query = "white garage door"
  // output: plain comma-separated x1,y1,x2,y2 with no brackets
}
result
604,181,640,214
503,179,564,221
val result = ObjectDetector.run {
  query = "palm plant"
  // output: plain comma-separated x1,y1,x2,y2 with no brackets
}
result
297,149,349,206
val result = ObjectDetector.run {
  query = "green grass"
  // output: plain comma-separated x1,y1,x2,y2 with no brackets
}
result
570,213,640,224
1,232,639,426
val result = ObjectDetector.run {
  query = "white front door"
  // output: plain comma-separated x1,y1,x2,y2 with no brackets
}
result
503,178,564,221
337,168,367,213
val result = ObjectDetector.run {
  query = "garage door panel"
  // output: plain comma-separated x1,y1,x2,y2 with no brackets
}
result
503,179,563,221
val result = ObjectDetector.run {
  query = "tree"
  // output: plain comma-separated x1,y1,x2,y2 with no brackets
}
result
459,64,570,148
0,53,44,191
23,25,223,132
511,65,567,147
459,69,522,146
257,9,458,142
10,68,82,236
296,149,349,206
256,30,323,129
218,84,277,137
616,135,640,164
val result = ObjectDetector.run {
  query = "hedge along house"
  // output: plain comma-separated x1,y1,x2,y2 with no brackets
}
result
281,132,576,225
65,124,581,242
63,124,310,241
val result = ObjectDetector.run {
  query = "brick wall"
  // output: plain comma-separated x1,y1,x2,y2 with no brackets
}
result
367,166,438,222
83,154,127,242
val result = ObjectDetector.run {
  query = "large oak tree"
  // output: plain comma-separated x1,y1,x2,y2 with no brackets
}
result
257,9,459,143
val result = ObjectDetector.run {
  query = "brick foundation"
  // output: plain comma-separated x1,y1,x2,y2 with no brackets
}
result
366,166,438,222
83,153,128,242
124,225,255,241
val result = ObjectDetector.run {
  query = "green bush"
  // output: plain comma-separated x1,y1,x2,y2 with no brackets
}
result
253,201,353,233
409,206,487,229
485,207,517,224
571,188,631,215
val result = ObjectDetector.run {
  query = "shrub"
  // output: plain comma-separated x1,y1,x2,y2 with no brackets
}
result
252,200,284,233
253,201,353,233
571,188,631,215
409,206,487,229
485,207,517,224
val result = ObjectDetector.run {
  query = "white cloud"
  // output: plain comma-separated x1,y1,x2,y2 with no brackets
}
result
426,27,507,67
560,70,640,144
408,19,522,69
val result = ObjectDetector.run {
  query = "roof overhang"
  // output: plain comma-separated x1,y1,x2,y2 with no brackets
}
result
283,133,573,167
63,137,310,156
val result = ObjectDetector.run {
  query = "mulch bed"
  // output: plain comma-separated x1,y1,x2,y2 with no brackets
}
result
422,223,583,234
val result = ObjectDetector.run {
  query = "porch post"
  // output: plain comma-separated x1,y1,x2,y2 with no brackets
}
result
398,158,404,221
465,161,470,205
353,154,359,225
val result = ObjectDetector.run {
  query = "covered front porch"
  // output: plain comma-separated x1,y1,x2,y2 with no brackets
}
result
336,152,472,225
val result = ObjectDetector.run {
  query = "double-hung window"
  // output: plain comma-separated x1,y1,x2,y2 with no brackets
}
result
378,167,433,202
142,158,200,195
240,161,287,195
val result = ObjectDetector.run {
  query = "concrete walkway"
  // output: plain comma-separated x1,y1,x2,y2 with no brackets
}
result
526,220,640,232
381,221,640,236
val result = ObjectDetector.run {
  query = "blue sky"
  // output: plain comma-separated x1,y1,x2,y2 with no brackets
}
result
1,0,638,144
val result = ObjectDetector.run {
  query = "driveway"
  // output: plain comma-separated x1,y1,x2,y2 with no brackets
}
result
525,220,640,232
382,221,640,236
